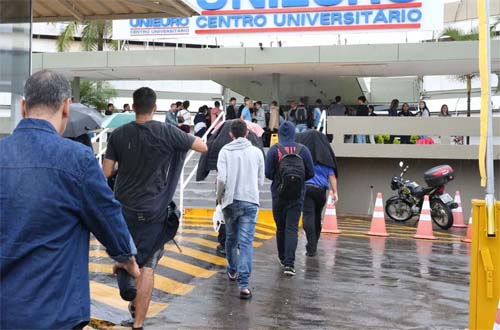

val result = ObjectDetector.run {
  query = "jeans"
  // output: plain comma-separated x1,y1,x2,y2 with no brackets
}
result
303,185,327,254
222,200,258,290
355,134,366,144
295,124,308,133
272,198,303,267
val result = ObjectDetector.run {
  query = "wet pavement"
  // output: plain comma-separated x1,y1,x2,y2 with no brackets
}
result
89,217,470,330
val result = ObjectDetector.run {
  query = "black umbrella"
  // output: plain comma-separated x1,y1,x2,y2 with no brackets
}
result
296,130,339,177
63,103,103,138
196,120,264,181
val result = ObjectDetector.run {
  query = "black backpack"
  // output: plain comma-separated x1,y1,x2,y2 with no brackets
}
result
295,106,308,124
276,144,305,200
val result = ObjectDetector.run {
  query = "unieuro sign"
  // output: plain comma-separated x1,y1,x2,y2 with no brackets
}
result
112,0,442,39
197,0,417,11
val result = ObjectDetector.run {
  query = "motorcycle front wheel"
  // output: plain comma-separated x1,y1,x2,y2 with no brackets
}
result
430,198,454,229
385,196,413,222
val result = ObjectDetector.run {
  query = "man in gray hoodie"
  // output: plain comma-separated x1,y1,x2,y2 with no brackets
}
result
216,119,265,299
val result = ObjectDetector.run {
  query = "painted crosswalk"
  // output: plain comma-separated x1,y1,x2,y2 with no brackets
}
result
88,215,276,326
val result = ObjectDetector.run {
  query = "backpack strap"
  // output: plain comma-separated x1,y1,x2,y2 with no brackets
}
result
294,144,303,155
276,144,289,157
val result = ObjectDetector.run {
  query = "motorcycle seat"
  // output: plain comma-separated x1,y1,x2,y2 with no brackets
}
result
414,186,433,198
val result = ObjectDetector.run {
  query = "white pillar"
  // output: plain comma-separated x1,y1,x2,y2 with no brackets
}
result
271,73,280,104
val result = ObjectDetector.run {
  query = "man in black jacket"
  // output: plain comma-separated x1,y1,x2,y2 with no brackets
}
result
226,97,238,120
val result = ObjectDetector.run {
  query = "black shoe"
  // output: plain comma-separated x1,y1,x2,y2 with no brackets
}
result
284,266,296,276
240,289,252,300
305,251,317,257
278,259,285,267
227,271,237,281
216,244,226,257
120,319,134,327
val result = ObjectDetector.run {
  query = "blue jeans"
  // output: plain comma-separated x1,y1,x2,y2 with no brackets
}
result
355,134,366,144
222,200,258,291
296,124,308,133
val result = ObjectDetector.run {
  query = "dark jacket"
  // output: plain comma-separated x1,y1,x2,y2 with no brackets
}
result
226,105,237,120
0,119,136,329
356,104,369,116
265,121,315,200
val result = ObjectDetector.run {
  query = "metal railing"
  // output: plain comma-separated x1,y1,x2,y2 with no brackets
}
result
179,111,226,214
316,110,327,135
91,128,111,164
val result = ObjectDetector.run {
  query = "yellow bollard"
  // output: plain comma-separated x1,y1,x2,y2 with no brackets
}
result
469,200,500,330
270,133,279,147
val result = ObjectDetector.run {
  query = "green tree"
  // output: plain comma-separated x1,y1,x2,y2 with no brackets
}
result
79,80,116,111
440,23,499,118
57,20,118,52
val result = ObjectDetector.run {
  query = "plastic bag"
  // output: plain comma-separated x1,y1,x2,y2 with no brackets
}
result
212,205,225,232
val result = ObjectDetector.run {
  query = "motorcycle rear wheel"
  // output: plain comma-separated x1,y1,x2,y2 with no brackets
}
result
430,198,454,229
385,197,413,222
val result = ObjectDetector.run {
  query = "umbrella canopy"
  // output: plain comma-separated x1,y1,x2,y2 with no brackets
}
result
213,120,264,137
296,130,339,177
63,103,103,138
102,112,136,129
196,120,264,181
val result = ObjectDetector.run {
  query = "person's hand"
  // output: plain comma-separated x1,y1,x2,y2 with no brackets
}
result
331,192,339,204
113,256,140,279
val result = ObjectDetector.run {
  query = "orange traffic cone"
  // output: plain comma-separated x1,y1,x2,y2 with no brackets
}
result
461,211,473,243
452,191,467,228
366,193,390,237
494,299,500,330
413,195,437,240
322,193,341,234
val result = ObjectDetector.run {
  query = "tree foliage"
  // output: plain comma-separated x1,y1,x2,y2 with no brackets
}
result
79,80,116,111
57,20,118,52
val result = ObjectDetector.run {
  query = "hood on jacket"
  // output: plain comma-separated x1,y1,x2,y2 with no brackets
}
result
224,137,252,150
278,121,296,144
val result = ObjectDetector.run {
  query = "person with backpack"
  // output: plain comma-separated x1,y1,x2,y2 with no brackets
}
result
295,102,309,133
265,121,315,276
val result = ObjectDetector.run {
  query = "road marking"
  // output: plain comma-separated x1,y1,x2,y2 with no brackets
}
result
158,256,216,278
182,222,276,235
179,228,274,240
164,244,227,266
153,274,194,295
179,236,263,249
89,281,168,317
89,260,195,295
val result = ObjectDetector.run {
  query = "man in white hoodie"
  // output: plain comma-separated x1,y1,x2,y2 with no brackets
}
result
216,119,265,299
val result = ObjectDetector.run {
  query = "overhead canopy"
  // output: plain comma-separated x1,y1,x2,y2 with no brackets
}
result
33,0,199,22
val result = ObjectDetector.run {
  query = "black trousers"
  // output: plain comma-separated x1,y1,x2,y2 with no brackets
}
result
302,185,327,254
272,198,303,267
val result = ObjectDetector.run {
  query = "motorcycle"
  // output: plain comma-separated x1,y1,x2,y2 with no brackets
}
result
385,162,458,229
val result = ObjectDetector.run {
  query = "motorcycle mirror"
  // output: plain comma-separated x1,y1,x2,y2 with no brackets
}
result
399,161,404,168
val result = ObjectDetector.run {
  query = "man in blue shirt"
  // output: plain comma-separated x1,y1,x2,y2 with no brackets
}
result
240,99,254,122
296,130,339,257
0,70,140,330
303,164,338,256
313,99,323,130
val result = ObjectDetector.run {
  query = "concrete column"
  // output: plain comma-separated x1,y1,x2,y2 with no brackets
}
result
72,77,80,103
271,73,280,104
